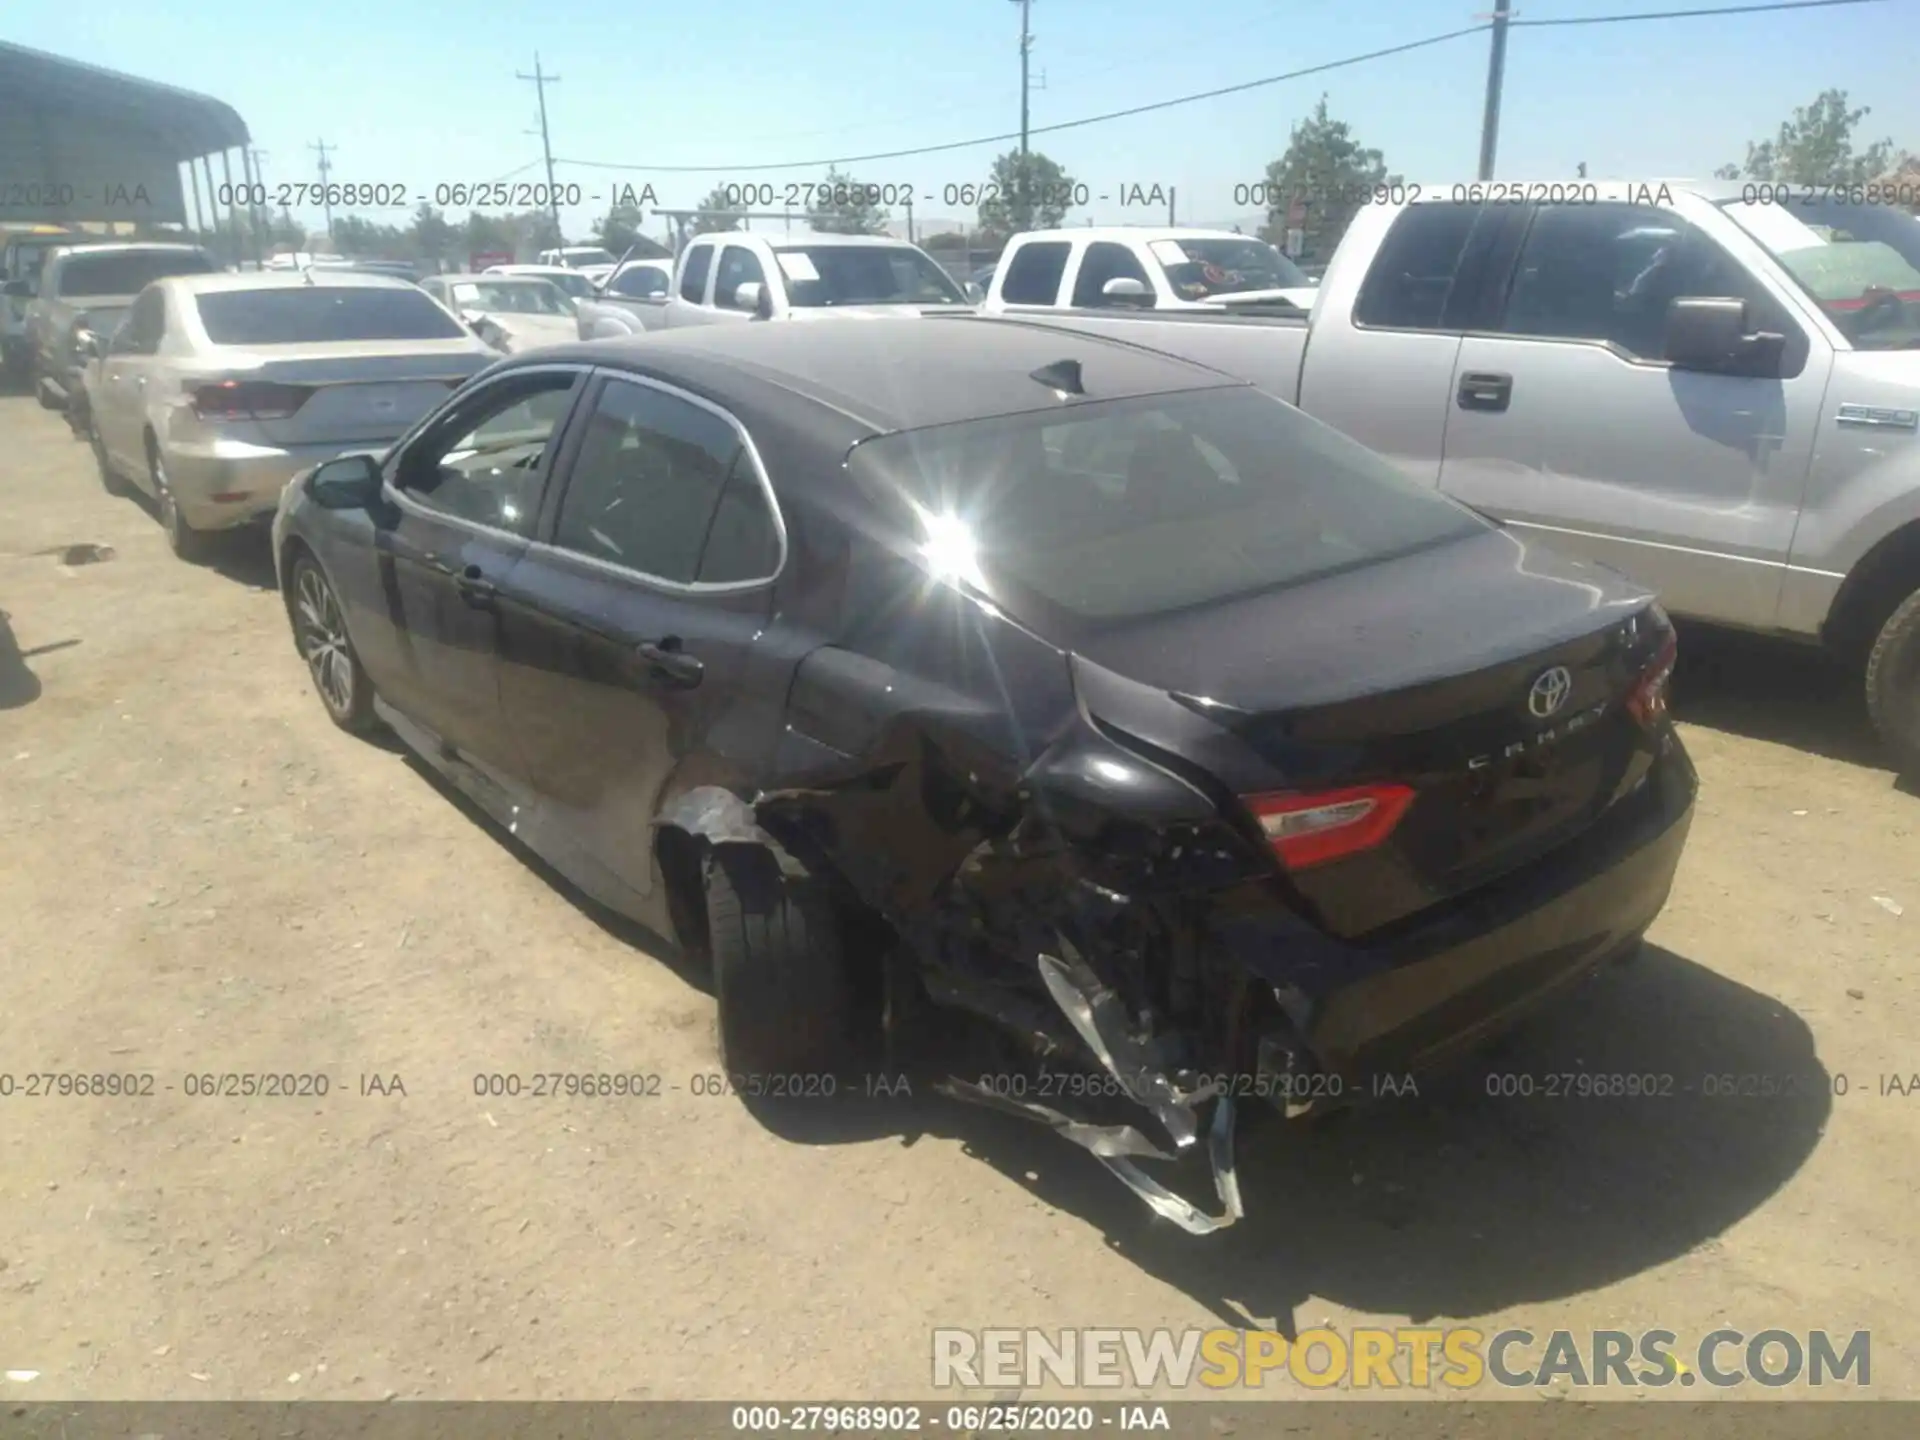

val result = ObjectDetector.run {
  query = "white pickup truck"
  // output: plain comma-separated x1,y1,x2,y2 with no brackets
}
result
574,231,973,339
1003,180,1920,770
982,226,1320,315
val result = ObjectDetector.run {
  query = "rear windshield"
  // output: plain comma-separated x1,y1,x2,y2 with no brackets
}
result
772,246,969,307
195,286,467,344
448,279,572,315
57,250,217,298
849,386,1485,627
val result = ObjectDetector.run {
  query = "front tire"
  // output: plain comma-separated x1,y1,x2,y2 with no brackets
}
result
706,847,857,1079
90,416,126,496
1865,585,1920,776
150,445,211,562
289,555,378,735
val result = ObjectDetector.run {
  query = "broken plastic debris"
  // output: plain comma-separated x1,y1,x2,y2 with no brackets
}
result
1871,895,1903,916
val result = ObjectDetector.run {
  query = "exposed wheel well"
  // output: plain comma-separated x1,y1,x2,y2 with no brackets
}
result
655,825,711,964
1825,521,1920,666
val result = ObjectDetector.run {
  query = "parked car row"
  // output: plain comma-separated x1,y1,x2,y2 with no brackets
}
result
16,179,1918,1231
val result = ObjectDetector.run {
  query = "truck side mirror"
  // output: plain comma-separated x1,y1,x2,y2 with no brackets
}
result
1665,296,1784,376
734,281,772,319
1101,276,1151,304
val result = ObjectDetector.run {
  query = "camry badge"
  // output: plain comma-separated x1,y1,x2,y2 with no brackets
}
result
1528,666,1573,719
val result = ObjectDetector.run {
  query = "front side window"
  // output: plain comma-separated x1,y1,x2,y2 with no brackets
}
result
551,379,744,583
1071,242,1154,307
713,246,768,310
399,371,580,536
770,246,967,308
1499,202,1803,365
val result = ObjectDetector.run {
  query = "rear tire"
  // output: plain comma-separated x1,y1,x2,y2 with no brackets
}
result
289,554,378,735
706,847,857,1079
90,417,126,496
150,444,211,562
1865,585,1920,777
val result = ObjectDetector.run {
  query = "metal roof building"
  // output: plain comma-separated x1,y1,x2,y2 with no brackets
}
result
0,42,263,263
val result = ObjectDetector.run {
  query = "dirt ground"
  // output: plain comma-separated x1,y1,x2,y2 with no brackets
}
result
1,390,1916,1407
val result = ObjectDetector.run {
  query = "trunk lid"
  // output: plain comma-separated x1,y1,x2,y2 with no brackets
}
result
1072,528,1669,937
191,340,492,446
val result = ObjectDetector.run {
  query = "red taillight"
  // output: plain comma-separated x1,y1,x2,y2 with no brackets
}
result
1244,783,1416,871
188,380,312,421
1626,629,1679,729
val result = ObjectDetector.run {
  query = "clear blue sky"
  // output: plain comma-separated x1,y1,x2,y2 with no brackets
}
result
16,0,1919,241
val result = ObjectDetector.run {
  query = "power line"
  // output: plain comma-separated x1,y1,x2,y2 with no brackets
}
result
1511,0,1879,25
550,0,1883,177
554,24,1484,174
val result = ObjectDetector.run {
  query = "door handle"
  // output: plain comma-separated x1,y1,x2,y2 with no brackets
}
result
1457,371,1512,412
456,563,497,609
634,639,704,687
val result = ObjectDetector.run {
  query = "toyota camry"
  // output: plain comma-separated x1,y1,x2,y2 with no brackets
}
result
271,318,1696,1233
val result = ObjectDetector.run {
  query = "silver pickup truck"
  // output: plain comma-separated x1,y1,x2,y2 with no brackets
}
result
1008,179,1920,771
577,231,974,339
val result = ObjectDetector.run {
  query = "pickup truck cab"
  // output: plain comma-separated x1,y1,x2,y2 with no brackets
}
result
983,226,1319,315
1011,181,1920,770
14,242,221,408
577,231,971,338
573,258,676,339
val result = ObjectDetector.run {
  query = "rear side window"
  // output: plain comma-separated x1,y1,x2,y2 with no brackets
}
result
696,460,782,583
56,250,217,298
679,246,713,304
849,386,1484,627
998,241,1071,304
1353,205,1483,330
195,287,466,344
553,378,742,582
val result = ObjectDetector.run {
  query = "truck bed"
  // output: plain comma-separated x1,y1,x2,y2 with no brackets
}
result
978,306,1312,403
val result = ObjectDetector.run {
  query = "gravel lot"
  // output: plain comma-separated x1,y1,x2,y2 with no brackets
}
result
1,390,1915,1406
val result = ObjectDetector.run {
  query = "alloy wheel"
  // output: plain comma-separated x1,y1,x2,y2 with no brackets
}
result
295,565,355,717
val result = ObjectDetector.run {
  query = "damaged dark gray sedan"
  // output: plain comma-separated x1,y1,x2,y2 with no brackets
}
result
273,318,1696,1234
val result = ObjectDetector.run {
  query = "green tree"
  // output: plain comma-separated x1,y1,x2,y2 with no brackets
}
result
1257,96,1390,261
690,184,745,236
596,201,647,252
267,207,306,249
806,167,890,235
1716,89,1903,184
976,150,1078,241
919,230,970,250
331,215,405,258
407,203,457,266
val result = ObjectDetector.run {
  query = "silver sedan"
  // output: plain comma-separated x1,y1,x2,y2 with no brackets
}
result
81,270,497,560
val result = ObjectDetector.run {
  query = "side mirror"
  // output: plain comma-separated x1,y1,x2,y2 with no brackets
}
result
733,281,771,318
1665,296,1784,375
307,454,383,511
3,279,31,299
78,330,104,360
964,281,985,303
1101,276,1152,305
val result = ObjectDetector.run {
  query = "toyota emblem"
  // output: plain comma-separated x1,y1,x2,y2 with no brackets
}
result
1528,666,1573,719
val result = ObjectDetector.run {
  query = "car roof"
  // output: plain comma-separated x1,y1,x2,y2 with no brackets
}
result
51,242,209,262
526,315,1242,434
157,270,420,295
1012,227,1257,245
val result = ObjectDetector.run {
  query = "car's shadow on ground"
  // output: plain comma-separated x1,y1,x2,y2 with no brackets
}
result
1671,621,1890,773
756,944,1828,1332
0,609,43,708
391,746,715,997
108,485,280,591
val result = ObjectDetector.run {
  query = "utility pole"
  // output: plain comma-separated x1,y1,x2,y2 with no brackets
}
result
1476,1,1512,181
309,139,336,239
247,147,269,266
517,55,563,244
1012,0,1033,157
